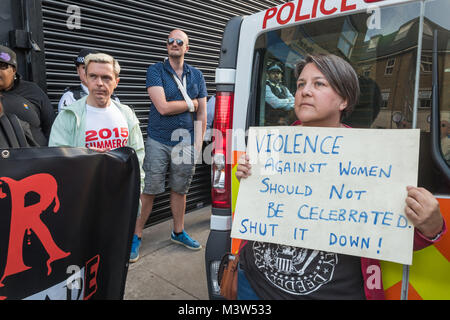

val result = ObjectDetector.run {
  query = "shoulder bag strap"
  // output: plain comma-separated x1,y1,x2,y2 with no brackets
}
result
0,114,21,148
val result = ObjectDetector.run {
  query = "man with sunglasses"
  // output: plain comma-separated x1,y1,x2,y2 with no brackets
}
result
0,45,55,146
130,29,207,262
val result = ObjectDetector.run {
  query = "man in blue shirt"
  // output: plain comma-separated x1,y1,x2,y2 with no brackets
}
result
130,29,207,262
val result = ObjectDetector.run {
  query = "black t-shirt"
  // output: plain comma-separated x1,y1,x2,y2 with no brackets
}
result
1,76,55,146
240,241,366,300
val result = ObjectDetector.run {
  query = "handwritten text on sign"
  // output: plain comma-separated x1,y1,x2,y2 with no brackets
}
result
231,126,420,265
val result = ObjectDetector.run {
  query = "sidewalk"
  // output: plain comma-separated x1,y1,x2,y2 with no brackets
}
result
124,206,211,300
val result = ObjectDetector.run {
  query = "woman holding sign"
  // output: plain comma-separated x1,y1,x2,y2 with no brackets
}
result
235,54,445,300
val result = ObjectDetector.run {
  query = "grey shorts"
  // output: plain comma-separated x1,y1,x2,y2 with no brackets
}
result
143,137,196,195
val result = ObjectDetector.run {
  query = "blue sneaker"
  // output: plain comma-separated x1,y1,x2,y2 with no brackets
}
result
129,234,141,263
171,230,201,250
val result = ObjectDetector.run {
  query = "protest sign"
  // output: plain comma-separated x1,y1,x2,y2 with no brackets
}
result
231,126,420,265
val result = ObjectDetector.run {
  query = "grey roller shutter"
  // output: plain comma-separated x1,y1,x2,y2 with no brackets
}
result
41,0,288,225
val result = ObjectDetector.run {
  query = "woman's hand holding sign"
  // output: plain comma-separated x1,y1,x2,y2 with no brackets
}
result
405,186,444,240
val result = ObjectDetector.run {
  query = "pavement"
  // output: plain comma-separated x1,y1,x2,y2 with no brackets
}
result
124,206,211,300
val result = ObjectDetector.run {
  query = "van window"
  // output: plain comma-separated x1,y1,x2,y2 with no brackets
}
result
252,0,450,192
253,1,424,130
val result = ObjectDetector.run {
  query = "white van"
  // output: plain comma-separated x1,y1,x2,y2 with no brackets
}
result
205,0,450,300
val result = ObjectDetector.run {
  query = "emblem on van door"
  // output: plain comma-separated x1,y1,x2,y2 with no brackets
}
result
253,242,337,295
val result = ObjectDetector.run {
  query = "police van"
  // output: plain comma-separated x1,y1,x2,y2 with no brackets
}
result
205,0,450,300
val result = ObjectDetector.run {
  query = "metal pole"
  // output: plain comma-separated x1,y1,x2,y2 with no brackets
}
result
401,0,426,301
412,0,425,129
401,264,410,300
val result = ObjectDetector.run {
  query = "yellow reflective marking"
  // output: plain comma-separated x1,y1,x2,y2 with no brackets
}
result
409,246,450,300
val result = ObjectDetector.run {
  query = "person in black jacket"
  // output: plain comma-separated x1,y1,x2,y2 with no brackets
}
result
0,45,55,146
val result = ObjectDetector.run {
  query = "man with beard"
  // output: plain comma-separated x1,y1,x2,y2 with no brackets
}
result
130,29,207,262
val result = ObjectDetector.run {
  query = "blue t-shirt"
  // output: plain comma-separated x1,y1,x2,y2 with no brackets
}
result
145,59,208,146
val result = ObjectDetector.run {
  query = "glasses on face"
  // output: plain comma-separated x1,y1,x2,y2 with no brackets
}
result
167,38,184,46
0,62,11,70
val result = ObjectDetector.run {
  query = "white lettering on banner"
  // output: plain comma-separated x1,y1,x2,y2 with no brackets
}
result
231,126,420,265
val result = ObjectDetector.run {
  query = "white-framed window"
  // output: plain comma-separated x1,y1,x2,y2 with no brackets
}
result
362,66,371,77
394,21,414,42
381,91,390,108
338,18,357,58
419,90,432,108
368,36,379,51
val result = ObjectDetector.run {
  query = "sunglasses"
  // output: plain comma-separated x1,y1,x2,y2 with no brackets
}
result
0,62,11,70
167,38,184,46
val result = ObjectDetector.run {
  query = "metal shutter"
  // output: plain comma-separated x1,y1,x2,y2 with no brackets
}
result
41,0,288,225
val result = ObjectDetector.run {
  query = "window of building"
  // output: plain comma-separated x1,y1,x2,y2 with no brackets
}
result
368,36,379,50
421,55,432,72
419,90,432,108
381,91,390,108
338,18,357,58
363,67,371,77
394,21,414,42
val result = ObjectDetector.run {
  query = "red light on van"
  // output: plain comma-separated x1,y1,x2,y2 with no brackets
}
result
211,92,234,209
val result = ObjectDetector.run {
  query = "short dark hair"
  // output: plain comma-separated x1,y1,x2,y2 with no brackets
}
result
295,54,359,118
